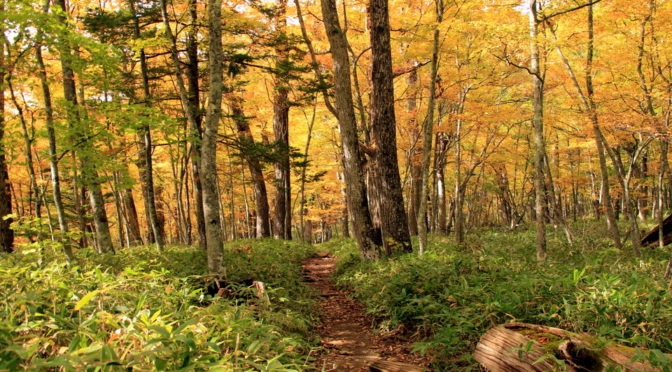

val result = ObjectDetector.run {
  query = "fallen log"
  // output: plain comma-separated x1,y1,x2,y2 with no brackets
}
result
640,213,672,247
474,323,671,371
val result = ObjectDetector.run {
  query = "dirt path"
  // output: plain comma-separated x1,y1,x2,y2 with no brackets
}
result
303,253,430,371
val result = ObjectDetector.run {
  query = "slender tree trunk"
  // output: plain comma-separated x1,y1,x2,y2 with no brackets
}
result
0,15,13,253
201,0,225,275
658,142,668,250
529,0,546,261
228,94,271,238
321,0,382,259
36,39,72,259
6,78,39,218
453,90,469,245
128,0,164,250
550,3,622,249
186,0,207,250
436,140,447,234
406,66,420,237
417,0,443,254
56,0,113,253
298,103,317,241
272,0,292,240
369,0,412,254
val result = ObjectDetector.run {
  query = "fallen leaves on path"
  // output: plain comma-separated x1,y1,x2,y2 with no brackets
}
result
303,253,430,371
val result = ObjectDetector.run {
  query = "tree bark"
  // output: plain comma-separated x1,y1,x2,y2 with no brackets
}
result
475,323,669,372
227,94,271,238
417,0,443,254
201,0,225,275
529,0,547,261
272,0,292,240
0,14,13,253
56,0,113,253
549,2,622,249
369,0,412,254
36,37,72,259
129,0,164,249
186,0,207,250
321,0,383,259
406,67,420,237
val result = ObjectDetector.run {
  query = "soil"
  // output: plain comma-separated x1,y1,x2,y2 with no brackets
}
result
303,252,430,371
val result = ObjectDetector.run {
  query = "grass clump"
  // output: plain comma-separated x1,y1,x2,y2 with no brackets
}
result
320,222,672,370
0,239,316,371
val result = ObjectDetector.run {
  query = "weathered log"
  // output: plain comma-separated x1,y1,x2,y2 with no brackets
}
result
474,323,670,371
641,212,672,247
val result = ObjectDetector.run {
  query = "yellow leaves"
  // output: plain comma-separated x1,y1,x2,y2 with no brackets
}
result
74,290,100,311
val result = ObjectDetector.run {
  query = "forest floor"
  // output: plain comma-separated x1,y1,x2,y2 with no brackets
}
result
303,252,430,371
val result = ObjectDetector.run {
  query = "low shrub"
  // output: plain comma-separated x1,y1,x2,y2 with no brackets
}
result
0,239,317,371
322,223,672,370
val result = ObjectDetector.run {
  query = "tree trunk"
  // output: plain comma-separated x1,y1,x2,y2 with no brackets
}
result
228,94,271,238
186,0,207,250
129,0,164,250
56,0,113,253
417,0,443,254
321,0,383,259
271,0,292,240
0,17,13,253
298,103,317,242
201,0,225,275
529,0,547,261
474,323,669,372
369,0,412,254
36,37,72,259
7,77,40,219
406,66,420,237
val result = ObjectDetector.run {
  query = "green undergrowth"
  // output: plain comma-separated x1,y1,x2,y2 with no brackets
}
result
320,222,672,370
0,239,317,371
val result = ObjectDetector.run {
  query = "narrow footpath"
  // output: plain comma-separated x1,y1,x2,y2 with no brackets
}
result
303,253,430,372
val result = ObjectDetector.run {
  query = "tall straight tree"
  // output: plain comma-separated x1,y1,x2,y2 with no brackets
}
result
417,0,444,254
320,0,382,260
128,0,164,250
186,0,207,250
35,6,73,259
271,0,292,240
547,2,621,250
201,0,225,275
227,91,271,238
0,5,13,253
369,0,412,253
56,0,113,253
528,0,547,261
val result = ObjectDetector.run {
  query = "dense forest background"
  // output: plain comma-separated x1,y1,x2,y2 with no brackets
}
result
1,0,672,262
2,0,672,370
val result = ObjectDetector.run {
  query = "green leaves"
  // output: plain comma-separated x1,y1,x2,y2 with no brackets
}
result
327,225,672,370
0,242,317,370
74,289,100,311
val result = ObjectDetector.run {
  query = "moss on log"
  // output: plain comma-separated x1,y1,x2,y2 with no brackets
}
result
474,323,670,371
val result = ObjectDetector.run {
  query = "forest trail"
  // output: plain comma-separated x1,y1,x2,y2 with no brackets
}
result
303,253,429,371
